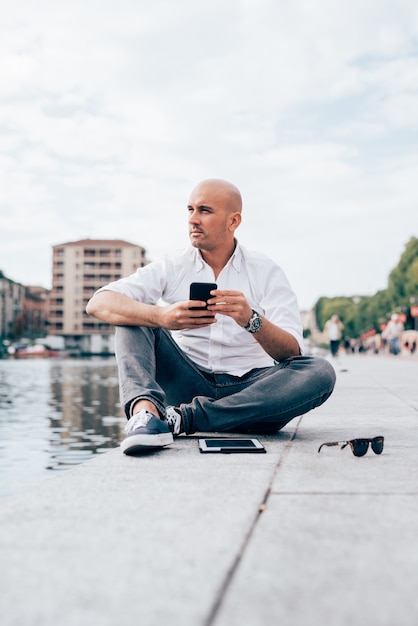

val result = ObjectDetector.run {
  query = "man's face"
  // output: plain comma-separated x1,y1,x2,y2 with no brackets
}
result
187,182,239,253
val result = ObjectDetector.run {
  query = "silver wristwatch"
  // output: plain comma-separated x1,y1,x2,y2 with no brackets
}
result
244,309,262,333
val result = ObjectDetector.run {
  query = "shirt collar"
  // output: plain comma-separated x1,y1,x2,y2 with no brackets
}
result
230,240,242,272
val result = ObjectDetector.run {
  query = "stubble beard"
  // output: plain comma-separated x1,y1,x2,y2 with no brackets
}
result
189,231,206,250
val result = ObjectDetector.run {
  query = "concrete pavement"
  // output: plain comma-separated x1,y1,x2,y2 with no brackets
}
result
1,353,417,626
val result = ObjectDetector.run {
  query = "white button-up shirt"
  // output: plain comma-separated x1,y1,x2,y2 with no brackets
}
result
98,242,304,376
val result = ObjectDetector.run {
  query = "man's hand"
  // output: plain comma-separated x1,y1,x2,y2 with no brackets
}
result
160,300,217,330
206,290,253,327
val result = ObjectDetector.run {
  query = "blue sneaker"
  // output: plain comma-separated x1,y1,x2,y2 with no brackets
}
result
121,409,174,455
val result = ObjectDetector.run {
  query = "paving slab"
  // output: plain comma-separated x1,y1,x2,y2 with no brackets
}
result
0,354,417,626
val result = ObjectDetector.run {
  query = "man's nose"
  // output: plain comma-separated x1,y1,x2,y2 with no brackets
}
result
188,209,200,223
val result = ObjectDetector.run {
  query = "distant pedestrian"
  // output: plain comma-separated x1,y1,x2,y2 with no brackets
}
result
324,314,344,357
383,314,404,356
343,337,352,354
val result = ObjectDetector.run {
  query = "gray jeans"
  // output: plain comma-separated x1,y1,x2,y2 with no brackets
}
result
115,326,336,435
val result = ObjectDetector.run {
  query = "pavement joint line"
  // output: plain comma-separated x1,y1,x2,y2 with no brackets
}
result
269,491,418,496
203,489,269,626
203,416,303,626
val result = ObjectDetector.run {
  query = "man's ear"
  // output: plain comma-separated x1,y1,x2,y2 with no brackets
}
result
229,212,242,231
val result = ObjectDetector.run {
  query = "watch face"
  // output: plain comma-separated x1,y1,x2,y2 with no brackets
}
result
246,311,262,333
251,316,262,332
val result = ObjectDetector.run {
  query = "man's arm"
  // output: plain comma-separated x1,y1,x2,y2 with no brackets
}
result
249,316,301,361
86,290,216,330
86,291,162,326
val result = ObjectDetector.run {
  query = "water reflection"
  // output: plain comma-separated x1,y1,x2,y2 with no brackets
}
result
0,358,124,498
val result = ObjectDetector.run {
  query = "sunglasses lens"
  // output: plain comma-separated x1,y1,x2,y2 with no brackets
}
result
371,437,384,454
351,440,369,456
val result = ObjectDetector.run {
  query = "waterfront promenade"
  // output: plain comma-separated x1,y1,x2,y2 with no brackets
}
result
1,353,417,626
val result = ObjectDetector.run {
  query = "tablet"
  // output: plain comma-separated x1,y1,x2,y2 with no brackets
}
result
198,438,266,454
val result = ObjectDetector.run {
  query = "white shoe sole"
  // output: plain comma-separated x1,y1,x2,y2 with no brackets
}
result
121,432,174,454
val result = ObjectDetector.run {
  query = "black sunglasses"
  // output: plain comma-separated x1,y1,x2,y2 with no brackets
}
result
318,436,384,457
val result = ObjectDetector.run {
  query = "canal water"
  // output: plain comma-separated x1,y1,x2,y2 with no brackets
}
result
0,357,124,499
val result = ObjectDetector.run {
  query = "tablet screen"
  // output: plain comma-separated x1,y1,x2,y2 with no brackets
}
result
198,438,266,453
205,439,258,448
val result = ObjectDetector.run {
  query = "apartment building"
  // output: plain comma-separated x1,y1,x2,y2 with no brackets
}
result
0,271,50,352
48,239,148,354
0,271,25,342
22,286,50,340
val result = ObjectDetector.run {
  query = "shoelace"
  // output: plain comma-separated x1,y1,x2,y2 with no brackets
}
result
124,410,153,434
166,407,181,435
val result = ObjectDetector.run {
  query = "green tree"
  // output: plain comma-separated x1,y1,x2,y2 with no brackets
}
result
387,237,418,309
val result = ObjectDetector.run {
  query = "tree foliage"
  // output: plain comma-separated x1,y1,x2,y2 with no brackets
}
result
314,236,418,337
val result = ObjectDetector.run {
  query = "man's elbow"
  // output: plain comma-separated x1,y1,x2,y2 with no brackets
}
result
86,295,101,318
86,291,119,322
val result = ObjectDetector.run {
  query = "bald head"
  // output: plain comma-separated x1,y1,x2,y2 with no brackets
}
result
189,179,242,214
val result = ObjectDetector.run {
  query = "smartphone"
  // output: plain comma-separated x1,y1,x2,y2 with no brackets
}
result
198,438,266,454
189,282,217,310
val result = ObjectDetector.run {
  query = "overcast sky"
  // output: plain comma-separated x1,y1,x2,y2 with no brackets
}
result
1,0,417,310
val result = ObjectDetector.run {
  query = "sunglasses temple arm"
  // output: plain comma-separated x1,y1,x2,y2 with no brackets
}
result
318,442,340,453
